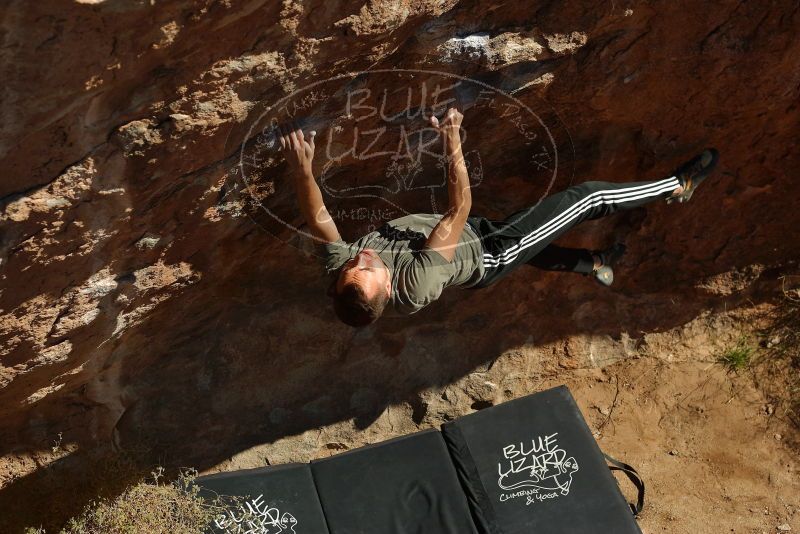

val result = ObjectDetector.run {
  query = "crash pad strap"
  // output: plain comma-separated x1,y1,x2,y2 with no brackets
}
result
604,453,645,517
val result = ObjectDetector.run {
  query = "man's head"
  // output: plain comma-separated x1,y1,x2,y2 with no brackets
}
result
327,249,391,327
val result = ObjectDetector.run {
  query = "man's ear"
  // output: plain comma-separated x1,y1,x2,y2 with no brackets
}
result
384,276,391,298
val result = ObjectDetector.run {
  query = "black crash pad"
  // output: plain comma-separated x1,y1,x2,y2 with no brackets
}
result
441,386,642,534
310,428,478,534
194,463,330,533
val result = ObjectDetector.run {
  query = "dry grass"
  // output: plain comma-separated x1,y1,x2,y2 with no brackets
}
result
24,469,222,534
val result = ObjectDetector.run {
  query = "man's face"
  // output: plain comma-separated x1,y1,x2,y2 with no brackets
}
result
335,249,390,299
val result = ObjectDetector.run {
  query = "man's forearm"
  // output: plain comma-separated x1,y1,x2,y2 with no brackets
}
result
294,170,339,243
445,132,472,217
422,111,471,261
294,170,324,223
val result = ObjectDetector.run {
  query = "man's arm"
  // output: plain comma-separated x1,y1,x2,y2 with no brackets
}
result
279,122,341,244
424,108,471,262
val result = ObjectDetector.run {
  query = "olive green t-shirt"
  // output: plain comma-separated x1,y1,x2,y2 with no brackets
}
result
317,214,485,315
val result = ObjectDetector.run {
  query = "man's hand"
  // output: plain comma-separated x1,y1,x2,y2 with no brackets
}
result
278,121,317,177
278,121,340,244
429,108,463,140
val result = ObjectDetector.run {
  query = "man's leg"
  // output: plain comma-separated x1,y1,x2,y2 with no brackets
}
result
469,176,679,287
526,244,595,274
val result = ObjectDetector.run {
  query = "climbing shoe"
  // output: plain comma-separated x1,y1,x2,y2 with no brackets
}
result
591,243,627,287
666,148,720,204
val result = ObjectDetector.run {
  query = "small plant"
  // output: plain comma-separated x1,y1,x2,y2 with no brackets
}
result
24,468,223,534
718,337,755,371
51,432,63,454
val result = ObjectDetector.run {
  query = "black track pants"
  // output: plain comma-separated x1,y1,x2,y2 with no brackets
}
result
467,177,679,288
526,243,596,275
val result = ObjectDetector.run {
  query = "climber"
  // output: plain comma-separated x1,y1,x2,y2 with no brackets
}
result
277,108,719,327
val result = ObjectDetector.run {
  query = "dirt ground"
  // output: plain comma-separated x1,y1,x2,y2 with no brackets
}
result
206,303,800,534
546,358,798,534
213,357,800,534
2,303,798,534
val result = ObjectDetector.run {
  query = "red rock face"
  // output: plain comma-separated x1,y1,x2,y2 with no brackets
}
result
1,0,799,530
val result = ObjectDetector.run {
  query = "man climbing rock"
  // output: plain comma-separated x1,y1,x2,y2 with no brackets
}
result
278,108,719,327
